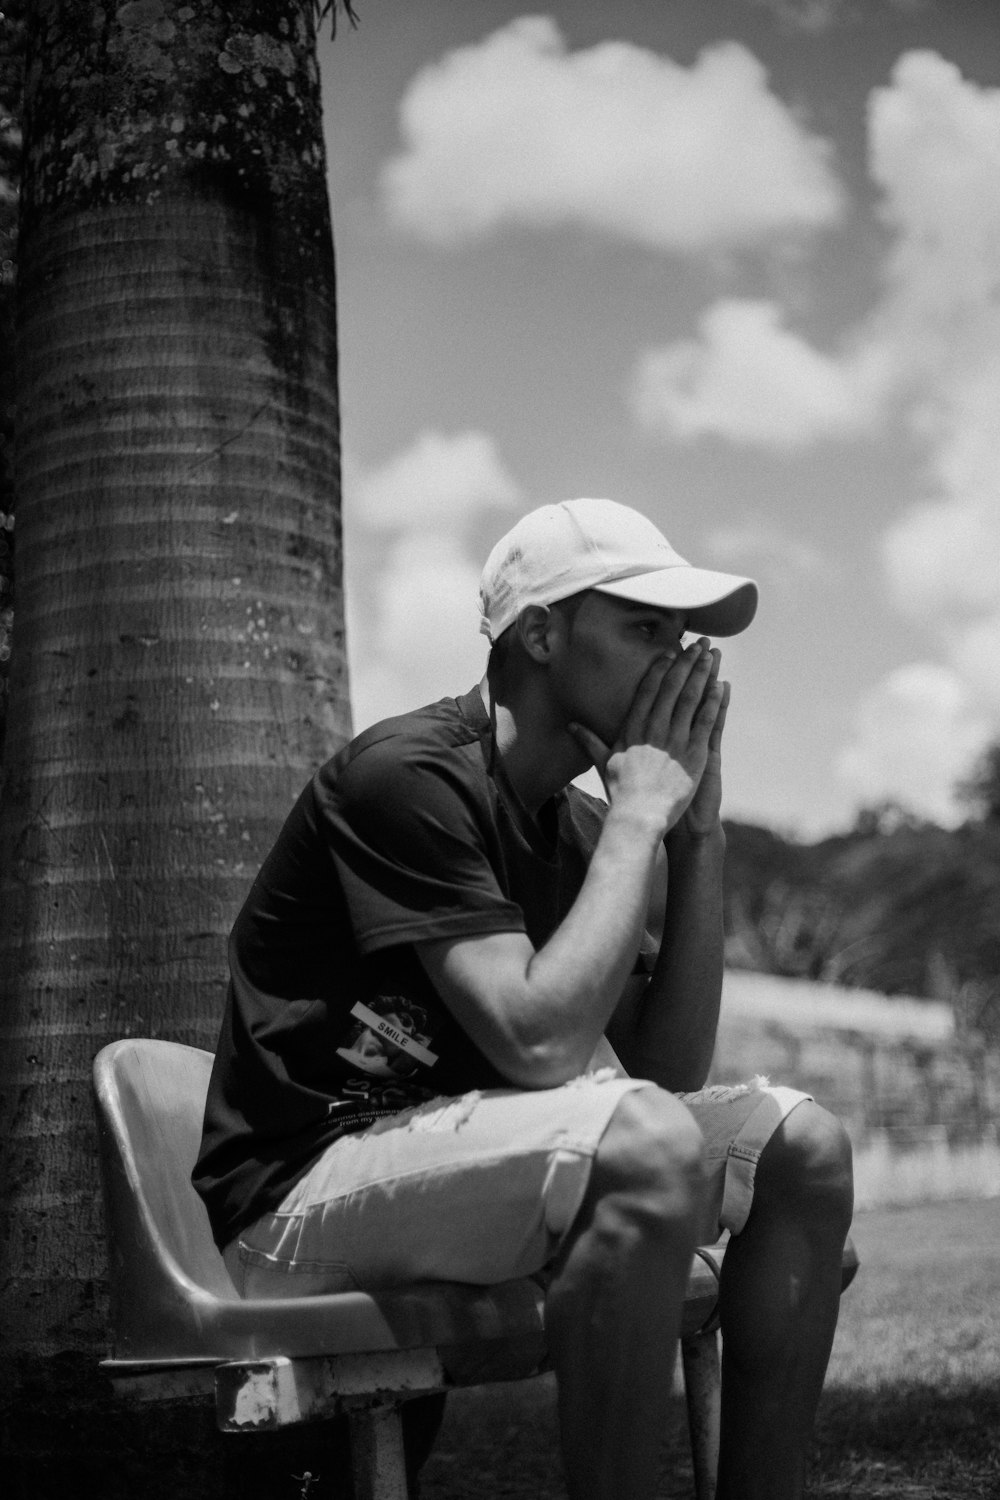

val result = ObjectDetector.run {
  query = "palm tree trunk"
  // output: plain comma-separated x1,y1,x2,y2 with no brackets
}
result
0,1,22,760
0,4,350,1486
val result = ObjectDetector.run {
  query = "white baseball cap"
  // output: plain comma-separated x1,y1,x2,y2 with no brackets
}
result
479,498,758,642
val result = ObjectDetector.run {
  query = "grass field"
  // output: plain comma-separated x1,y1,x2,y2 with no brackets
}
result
417,1198,1000,1500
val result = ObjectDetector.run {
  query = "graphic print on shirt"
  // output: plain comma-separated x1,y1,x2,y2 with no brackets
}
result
335,993,440,1081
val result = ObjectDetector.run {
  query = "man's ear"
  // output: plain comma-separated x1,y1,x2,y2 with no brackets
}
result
515,603,556,664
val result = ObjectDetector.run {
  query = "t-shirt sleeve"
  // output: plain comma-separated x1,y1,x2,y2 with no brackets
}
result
317,733,526,952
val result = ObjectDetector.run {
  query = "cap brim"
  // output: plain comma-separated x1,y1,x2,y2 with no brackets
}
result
594,568,758,637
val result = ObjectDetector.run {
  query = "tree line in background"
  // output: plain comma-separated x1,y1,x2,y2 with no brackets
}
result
722,742,1000,1048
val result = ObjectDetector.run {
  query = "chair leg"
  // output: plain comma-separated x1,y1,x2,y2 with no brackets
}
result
349,1402,411,1500
681,1330,721,1500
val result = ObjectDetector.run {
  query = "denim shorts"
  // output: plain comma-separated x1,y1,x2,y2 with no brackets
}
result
223,1071,810,1299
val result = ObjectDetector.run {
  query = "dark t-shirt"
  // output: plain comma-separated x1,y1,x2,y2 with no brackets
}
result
193,687,611,1249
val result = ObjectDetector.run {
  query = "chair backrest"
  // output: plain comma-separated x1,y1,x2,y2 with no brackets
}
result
93,1038,236,1356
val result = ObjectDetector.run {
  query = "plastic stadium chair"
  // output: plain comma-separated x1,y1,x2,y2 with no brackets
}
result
93,1038,858,1500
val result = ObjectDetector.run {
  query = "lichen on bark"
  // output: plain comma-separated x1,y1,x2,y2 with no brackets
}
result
21,0,331,252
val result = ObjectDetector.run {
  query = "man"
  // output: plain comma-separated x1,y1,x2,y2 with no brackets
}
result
194,497,853,1500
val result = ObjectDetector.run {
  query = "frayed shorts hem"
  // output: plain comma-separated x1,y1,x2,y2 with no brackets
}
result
224,1072,810,1299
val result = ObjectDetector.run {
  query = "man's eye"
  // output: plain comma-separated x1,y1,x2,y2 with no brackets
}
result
635,622,659,639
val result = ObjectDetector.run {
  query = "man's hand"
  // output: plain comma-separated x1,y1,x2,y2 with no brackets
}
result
680,670,730,839
569,640,728,840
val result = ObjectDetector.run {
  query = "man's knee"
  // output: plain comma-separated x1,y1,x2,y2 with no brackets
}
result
757,1101,854,1226
589,1086,706,1237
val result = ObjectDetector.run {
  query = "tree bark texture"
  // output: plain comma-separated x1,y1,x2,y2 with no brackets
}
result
0,0,349,1388
0,2,23,759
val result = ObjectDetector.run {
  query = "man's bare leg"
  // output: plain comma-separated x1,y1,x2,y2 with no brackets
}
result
716,1101,854,1500
544,1087,706,1500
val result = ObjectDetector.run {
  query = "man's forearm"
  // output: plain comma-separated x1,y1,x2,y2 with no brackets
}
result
421,795,671,1089
618,822,726,1091
515,801,668,1078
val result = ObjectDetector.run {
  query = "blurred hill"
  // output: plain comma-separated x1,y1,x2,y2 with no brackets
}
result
721,809,1000,1047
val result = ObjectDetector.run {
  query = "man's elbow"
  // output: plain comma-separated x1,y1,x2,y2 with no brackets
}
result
494,1034,598,1090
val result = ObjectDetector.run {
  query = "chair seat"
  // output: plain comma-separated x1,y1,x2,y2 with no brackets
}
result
93,1038,858,1499
93,1039,730,1372
99,1247,728,1379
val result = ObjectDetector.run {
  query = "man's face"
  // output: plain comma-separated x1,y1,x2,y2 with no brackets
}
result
547,591,691,748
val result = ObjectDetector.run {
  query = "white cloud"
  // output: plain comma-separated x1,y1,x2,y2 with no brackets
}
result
381,17,842,250
344,431,521,731
882,488,1000,621
835,52,1000,822
631,50,1000,460
835,662,993,825
632,299,875,448
954,615,1000,711
853,52,1000,456
349,429,522,533
864,50,1000,471
869,51,1000,326
347,531,490,730
868,55,1000,634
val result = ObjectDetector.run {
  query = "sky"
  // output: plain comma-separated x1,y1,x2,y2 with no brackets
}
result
317,0,1000,839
